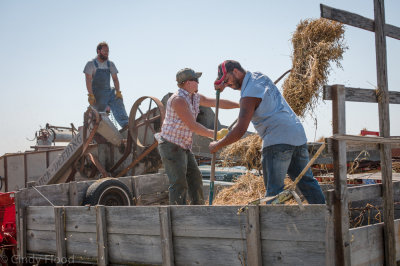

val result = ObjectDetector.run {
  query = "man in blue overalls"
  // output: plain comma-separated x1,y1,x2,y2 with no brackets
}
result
83,42,129,128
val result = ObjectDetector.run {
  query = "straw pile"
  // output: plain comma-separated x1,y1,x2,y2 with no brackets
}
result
393,162,400,173
212,172,302,205
220,134,262,170
212,172,265,205
283,18,346,117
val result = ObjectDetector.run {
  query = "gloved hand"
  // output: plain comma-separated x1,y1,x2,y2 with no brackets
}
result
217,128,229,140
88,93,96,105
116,90,123,99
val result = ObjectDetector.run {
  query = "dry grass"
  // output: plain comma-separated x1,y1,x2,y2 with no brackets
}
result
212,172,303,206
212,172,265,205
220,134,262,171
283,18,346,117
393,162,400,173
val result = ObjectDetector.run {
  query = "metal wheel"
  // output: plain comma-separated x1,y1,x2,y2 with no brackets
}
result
128,96,165,148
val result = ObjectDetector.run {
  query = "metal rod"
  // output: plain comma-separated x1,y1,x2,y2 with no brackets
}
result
32,186,55,207
209,90,220,205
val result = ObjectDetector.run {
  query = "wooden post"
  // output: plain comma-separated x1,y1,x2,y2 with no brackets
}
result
54,207,66,264
246,205,262,266
68,181,79,206
325,190,336,266
15,191,26,259
96,205,109,266
331,85,351,265
374,1,396,264
159,206,174,266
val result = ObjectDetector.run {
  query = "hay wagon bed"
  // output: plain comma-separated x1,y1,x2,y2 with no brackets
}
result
14,175,400,266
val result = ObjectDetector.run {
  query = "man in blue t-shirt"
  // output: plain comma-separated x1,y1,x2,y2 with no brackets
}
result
209,60,325,204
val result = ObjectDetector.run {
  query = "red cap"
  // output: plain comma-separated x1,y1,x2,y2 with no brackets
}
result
214,61,227,85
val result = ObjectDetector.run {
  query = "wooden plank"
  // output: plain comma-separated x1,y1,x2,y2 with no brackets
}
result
54,207,66,263
65,231,98,258
325,191,335,266
6,154,25,191
107,234,162,265
246,205,262,266
96,206,108,266
325,137,400,154
323,86,400,104
261,239,326,266
26,206,55,231
331,84,351,265
320,4,400,40
349,219,400,265
345,181,400,202
159,206,174,266
68,181,79,206
22,183,70,207
171,206,247,239
173,237,245,266
259,205,326,241
133,173,169,198
374,0,396,264
330,134,400,144
16,202,27,258
26,229,56,254
65,207,96,232
106,206,160,235
26,152,47,183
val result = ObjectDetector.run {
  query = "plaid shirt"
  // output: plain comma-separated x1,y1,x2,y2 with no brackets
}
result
161,89,200,150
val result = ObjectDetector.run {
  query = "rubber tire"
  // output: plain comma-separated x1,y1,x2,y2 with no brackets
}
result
83,178,133,206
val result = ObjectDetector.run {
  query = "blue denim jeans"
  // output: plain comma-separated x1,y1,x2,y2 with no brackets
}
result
158,139,204,205
262,144,325,204
93,88,129,128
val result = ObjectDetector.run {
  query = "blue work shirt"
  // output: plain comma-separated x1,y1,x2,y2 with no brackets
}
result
241,71,307,148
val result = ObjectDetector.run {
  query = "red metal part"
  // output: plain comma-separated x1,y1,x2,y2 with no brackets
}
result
0,192,17,257
360,129,379,136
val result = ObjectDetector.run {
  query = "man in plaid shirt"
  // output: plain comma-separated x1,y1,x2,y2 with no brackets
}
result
158,68,239,205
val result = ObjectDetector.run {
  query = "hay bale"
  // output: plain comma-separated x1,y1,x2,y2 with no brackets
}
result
283,18,346,117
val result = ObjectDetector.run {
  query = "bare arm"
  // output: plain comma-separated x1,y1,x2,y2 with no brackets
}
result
111,73,120,91
209,97,261,153
199,94,239,109
85,73,93,94
172,97,214,138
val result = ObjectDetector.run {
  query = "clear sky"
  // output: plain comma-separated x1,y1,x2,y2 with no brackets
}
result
1,0,399,155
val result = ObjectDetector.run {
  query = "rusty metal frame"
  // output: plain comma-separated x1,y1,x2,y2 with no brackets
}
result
86,152,109,178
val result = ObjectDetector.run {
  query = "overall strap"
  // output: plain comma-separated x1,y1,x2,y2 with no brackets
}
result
93,59,99,68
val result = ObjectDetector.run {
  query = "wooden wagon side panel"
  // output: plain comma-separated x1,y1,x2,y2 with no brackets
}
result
64,207,97,258
106,206,162,265
260,205,327,265
26,207,56,254
171,206,247,266
6,154,25,191
350,218,400,265
26,152,47,183
22,183,70,206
